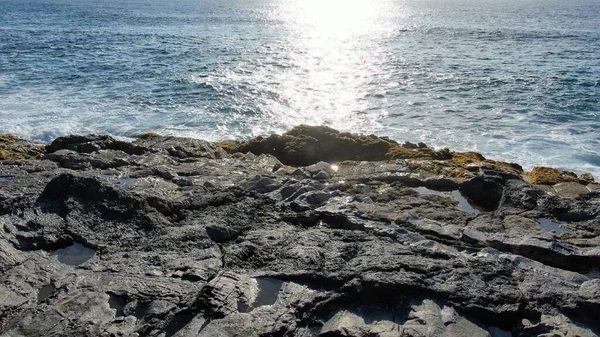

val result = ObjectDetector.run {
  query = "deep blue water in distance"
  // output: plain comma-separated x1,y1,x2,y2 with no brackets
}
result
1,0,599,177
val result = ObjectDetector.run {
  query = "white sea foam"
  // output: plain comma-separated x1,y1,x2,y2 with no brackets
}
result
1,0,599,179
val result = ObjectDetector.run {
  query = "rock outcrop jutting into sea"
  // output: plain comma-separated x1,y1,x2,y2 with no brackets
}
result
1,126,599,337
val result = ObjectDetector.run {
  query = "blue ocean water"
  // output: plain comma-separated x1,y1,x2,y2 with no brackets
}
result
1,0,599,177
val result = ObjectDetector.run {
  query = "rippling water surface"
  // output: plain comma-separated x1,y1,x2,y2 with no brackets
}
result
1,0,599,177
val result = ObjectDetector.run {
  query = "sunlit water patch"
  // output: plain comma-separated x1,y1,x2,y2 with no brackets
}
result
37,283,56,302
51,242,96,266
238,277,284,312
538,217,573,234
413,187,482,213
108,293,126,317
1,0,599,178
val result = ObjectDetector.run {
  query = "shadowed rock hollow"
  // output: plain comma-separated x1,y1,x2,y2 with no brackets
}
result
1,127,599,337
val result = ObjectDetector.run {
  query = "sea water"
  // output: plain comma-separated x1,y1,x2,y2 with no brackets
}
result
1,0,599,177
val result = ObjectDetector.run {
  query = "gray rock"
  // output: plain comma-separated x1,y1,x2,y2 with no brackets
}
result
306,161,335,176
554,181,590,198
305,191,331,205
1,133,600,336
313,170,331,180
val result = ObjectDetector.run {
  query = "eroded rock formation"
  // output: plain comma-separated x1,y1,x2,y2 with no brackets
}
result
0,127,599,336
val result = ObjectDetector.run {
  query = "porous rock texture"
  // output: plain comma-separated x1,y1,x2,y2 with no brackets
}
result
0,128,599,337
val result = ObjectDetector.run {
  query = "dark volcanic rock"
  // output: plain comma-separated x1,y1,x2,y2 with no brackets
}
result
47,134,147,155
217,125,453,166
1,128,600,337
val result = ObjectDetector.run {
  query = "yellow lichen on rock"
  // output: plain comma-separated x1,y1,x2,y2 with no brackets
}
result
137,132,161,139
451,152,486,166
0,134,46,160
528,167,595,185
528,167,578,185
213,140,242,153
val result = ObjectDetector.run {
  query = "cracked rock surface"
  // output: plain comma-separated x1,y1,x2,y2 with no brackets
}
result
1,131,600,337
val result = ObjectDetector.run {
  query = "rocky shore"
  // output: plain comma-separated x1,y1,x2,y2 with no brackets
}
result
1,126,599,337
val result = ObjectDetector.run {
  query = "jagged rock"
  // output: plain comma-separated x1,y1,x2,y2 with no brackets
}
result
1,128,600,336
47,134,147,155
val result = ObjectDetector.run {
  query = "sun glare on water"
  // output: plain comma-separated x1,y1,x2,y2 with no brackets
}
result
286,0,382,39
251,0,395,134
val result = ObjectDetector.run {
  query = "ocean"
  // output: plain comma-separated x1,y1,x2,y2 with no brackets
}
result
1,0,599,178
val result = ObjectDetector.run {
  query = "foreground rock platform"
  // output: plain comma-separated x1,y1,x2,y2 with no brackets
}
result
0,126,599,337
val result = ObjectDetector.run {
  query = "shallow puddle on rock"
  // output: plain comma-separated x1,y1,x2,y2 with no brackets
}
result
238,277,284,313
134,304,148,319
0,176,11,183
51,242,96,265
413,186,442,195
108,293,126,317
587,271,600,279
37,283,56,302
539,218,572,233
117,177,137,185
164,310,195,337
99,174,136,185
255,277,284,307
488,326,512,337
414,187,482,213
451,190,481,214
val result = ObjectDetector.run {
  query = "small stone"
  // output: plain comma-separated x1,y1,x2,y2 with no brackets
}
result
251,177,280,192
306,161,335,176
314,170,331,181
291,168,308,177
280,185,298,199
305,191,330,205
